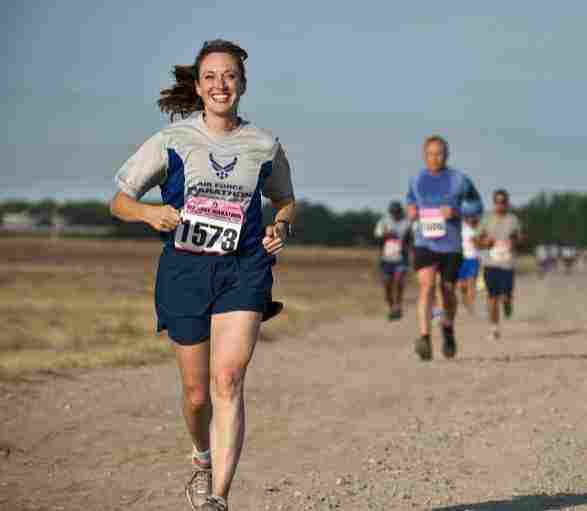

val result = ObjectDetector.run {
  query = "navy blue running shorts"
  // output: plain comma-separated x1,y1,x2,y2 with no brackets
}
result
155,245,274,345
483,266,515,297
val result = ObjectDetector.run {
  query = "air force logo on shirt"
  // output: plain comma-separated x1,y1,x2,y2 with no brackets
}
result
209,153,238,180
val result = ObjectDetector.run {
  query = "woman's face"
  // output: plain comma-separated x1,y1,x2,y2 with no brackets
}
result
195,52,243,117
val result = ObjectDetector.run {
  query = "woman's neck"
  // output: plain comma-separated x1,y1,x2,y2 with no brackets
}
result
202,110,240,136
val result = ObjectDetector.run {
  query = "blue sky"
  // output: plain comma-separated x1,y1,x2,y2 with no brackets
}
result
1,1,586,211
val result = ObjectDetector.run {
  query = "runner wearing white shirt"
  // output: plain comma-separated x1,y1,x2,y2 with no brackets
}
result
479,189,523,340
456,200,483,314
374,201,411,320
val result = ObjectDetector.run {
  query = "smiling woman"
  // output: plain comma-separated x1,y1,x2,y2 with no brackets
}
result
158,40,248,121
108,39,296,511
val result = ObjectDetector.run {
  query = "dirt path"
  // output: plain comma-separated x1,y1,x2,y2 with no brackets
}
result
2,272,587,510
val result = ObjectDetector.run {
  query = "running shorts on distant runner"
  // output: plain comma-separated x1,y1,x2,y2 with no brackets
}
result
457,258,480,280
413,247,463,283
483,267,514,297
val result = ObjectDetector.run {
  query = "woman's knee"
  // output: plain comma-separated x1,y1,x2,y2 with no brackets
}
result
211,366,246,402
182,382,210,411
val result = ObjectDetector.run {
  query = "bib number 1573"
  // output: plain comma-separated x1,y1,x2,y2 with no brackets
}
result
175,197,244,255
176,220,239,252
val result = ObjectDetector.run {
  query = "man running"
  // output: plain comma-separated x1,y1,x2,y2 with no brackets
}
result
456,200,484,314
407,135,482,360
374,201,411,320
479,189,523,340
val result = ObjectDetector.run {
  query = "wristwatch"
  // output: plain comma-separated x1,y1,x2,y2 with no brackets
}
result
274,219,293,238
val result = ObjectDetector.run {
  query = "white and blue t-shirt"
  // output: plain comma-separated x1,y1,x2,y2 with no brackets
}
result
115,113,294,253
374,216,411,264
406,167,481,253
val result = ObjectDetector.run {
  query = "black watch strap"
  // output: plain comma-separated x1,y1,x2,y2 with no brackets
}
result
274,219,293,236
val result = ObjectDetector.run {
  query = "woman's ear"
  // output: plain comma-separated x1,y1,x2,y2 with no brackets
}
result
194,80,202,98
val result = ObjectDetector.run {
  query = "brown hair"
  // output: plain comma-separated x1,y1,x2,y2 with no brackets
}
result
493,188,510,203
157,39,248,120
423,135,450,160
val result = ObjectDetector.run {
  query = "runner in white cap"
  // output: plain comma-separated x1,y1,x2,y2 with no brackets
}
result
456,200,484,314
374,201,412,320
110,39,295,511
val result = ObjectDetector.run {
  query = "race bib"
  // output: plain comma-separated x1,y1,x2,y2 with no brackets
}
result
383,238,403,262
420,208,447,239
490,240,513,264
463,238,477,259
175,197,244,255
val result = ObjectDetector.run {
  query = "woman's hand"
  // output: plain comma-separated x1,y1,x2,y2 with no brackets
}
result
110,192,181,232
262,223,287,255
145,205,181,232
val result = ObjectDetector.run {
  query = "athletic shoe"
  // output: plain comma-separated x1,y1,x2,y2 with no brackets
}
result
262,300,284,322
441,325,457,359
186,458,212,509
415,335,432,361
503,301,512,319
431,307,444,322
200,496,228,511
388,309,402,321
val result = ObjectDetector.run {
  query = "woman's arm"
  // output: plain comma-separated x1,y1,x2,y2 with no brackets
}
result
110,191,180,232
263,196,296,255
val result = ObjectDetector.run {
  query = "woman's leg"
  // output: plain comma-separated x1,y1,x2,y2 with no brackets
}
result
174,340,212,456
209,310,261,500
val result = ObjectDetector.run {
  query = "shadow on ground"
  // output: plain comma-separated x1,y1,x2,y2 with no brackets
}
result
434,493,587,510
456,353,587,364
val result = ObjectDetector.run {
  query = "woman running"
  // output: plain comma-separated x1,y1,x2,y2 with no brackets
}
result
110,39,295,511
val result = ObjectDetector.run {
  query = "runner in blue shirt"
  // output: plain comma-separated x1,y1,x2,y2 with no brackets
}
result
406,136,482,360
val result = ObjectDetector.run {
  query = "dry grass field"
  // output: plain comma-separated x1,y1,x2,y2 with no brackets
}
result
0,237,538,381
0,238,392,380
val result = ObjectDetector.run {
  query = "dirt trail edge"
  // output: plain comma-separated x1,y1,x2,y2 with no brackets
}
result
2,273,587,510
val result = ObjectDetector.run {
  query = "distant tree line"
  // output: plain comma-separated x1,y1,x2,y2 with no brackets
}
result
1,192,586,248
517,192,587,248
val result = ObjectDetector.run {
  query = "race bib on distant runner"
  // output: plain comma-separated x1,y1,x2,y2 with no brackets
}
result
420,208,447,239
175,196,243,255
463,238,477,259
490,240,513,264
382,238,403,262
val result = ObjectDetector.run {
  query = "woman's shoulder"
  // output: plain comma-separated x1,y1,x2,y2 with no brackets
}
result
239,121,280,157
241,121,277,144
